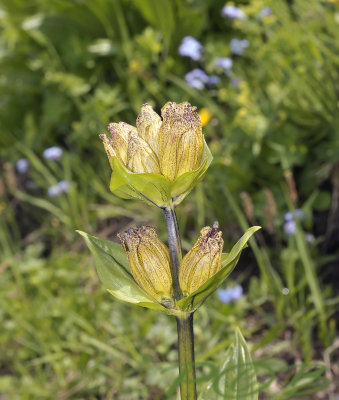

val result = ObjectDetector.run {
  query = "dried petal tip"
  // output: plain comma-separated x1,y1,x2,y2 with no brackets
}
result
179,225,224,295
118,226,173,302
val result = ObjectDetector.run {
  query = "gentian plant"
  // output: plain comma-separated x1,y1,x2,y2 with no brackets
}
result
78,102,260,399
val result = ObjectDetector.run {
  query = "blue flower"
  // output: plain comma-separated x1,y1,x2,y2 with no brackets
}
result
185,69,221,89
43,146,63,161
48,180,70,197
283,220,296,236
229,38,249,55
185,69,209,90
217,285,243,304
305,233,315,243
16,158,29,174
221,5,246,20
207,75,221,86
258,6,272,19
214,57,233,71
284,209,303,222
178,36,203,61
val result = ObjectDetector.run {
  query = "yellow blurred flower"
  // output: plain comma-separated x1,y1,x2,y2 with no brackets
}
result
179,223,224,295
118,226,173,302
198,108,212,127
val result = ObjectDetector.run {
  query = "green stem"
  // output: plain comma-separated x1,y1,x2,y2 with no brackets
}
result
163,206,197,399
176,313,197,400
163,206,183,300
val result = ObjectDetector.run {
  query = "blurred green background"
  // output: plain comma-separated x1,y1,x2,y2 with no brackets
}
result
1,0,338,398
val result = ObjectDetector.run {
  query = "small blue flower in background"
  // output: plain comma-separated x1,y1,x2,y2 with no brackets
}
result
48,180,70,197
185,69,221,89
229,38,249,55
178,36,203,61
185,69,209,90
207,75,221,86
16,158,29,174
217,284,243,304
305,233,315,243
43,146,63,161
283,220,296,236
221,5,246,20
258,6,272,19
284,208,303,222
214,57,233,71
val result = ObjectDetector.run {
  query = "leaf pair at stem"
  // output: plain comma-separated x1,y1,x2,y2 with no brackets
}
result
77,226,260,315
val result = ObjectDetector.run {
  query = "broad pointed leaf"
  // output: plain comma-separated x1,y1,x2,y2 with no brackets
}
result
110,157,171,207
177,227,261,312
199,329,258,400
77,231,168,312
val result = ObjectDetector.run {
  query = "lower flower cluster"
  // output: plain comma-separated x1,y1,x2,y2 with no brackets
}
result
118,224,224,304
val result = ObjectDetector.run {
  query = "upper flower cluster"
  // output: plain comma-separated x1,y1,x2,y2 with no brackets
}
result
100,102,203,182
100,102,212,208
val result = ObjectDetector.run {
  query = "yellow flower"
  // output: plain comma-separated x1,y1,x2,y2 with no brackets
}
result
158,102,203,181
100,101,212,207
100,102,203,180
118,226,173,302
198,108,212,127
179,223,224,295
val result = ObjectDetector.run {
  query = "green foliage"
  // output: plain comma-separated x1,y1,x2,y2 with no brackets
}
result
0,0,338,397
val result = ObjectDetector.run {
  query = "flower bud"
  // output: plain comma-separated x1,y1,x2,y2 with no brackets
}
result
107,122,137,165
136,103,162,155
126,131,160,174
158,102,203,181
118,226,173,302
179,222,224,295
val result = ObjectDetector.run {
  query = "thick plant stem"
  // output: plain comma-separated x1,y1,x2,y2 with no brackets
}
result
163,206,197,399
163,206,183,300
176,313,197,400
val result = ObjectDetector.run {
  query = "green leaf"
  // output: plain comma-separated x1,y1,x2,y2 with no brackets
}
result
177,226,261,312
77,231,168,312
199,329,258,400
109,137,213,207
110,157,171,207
